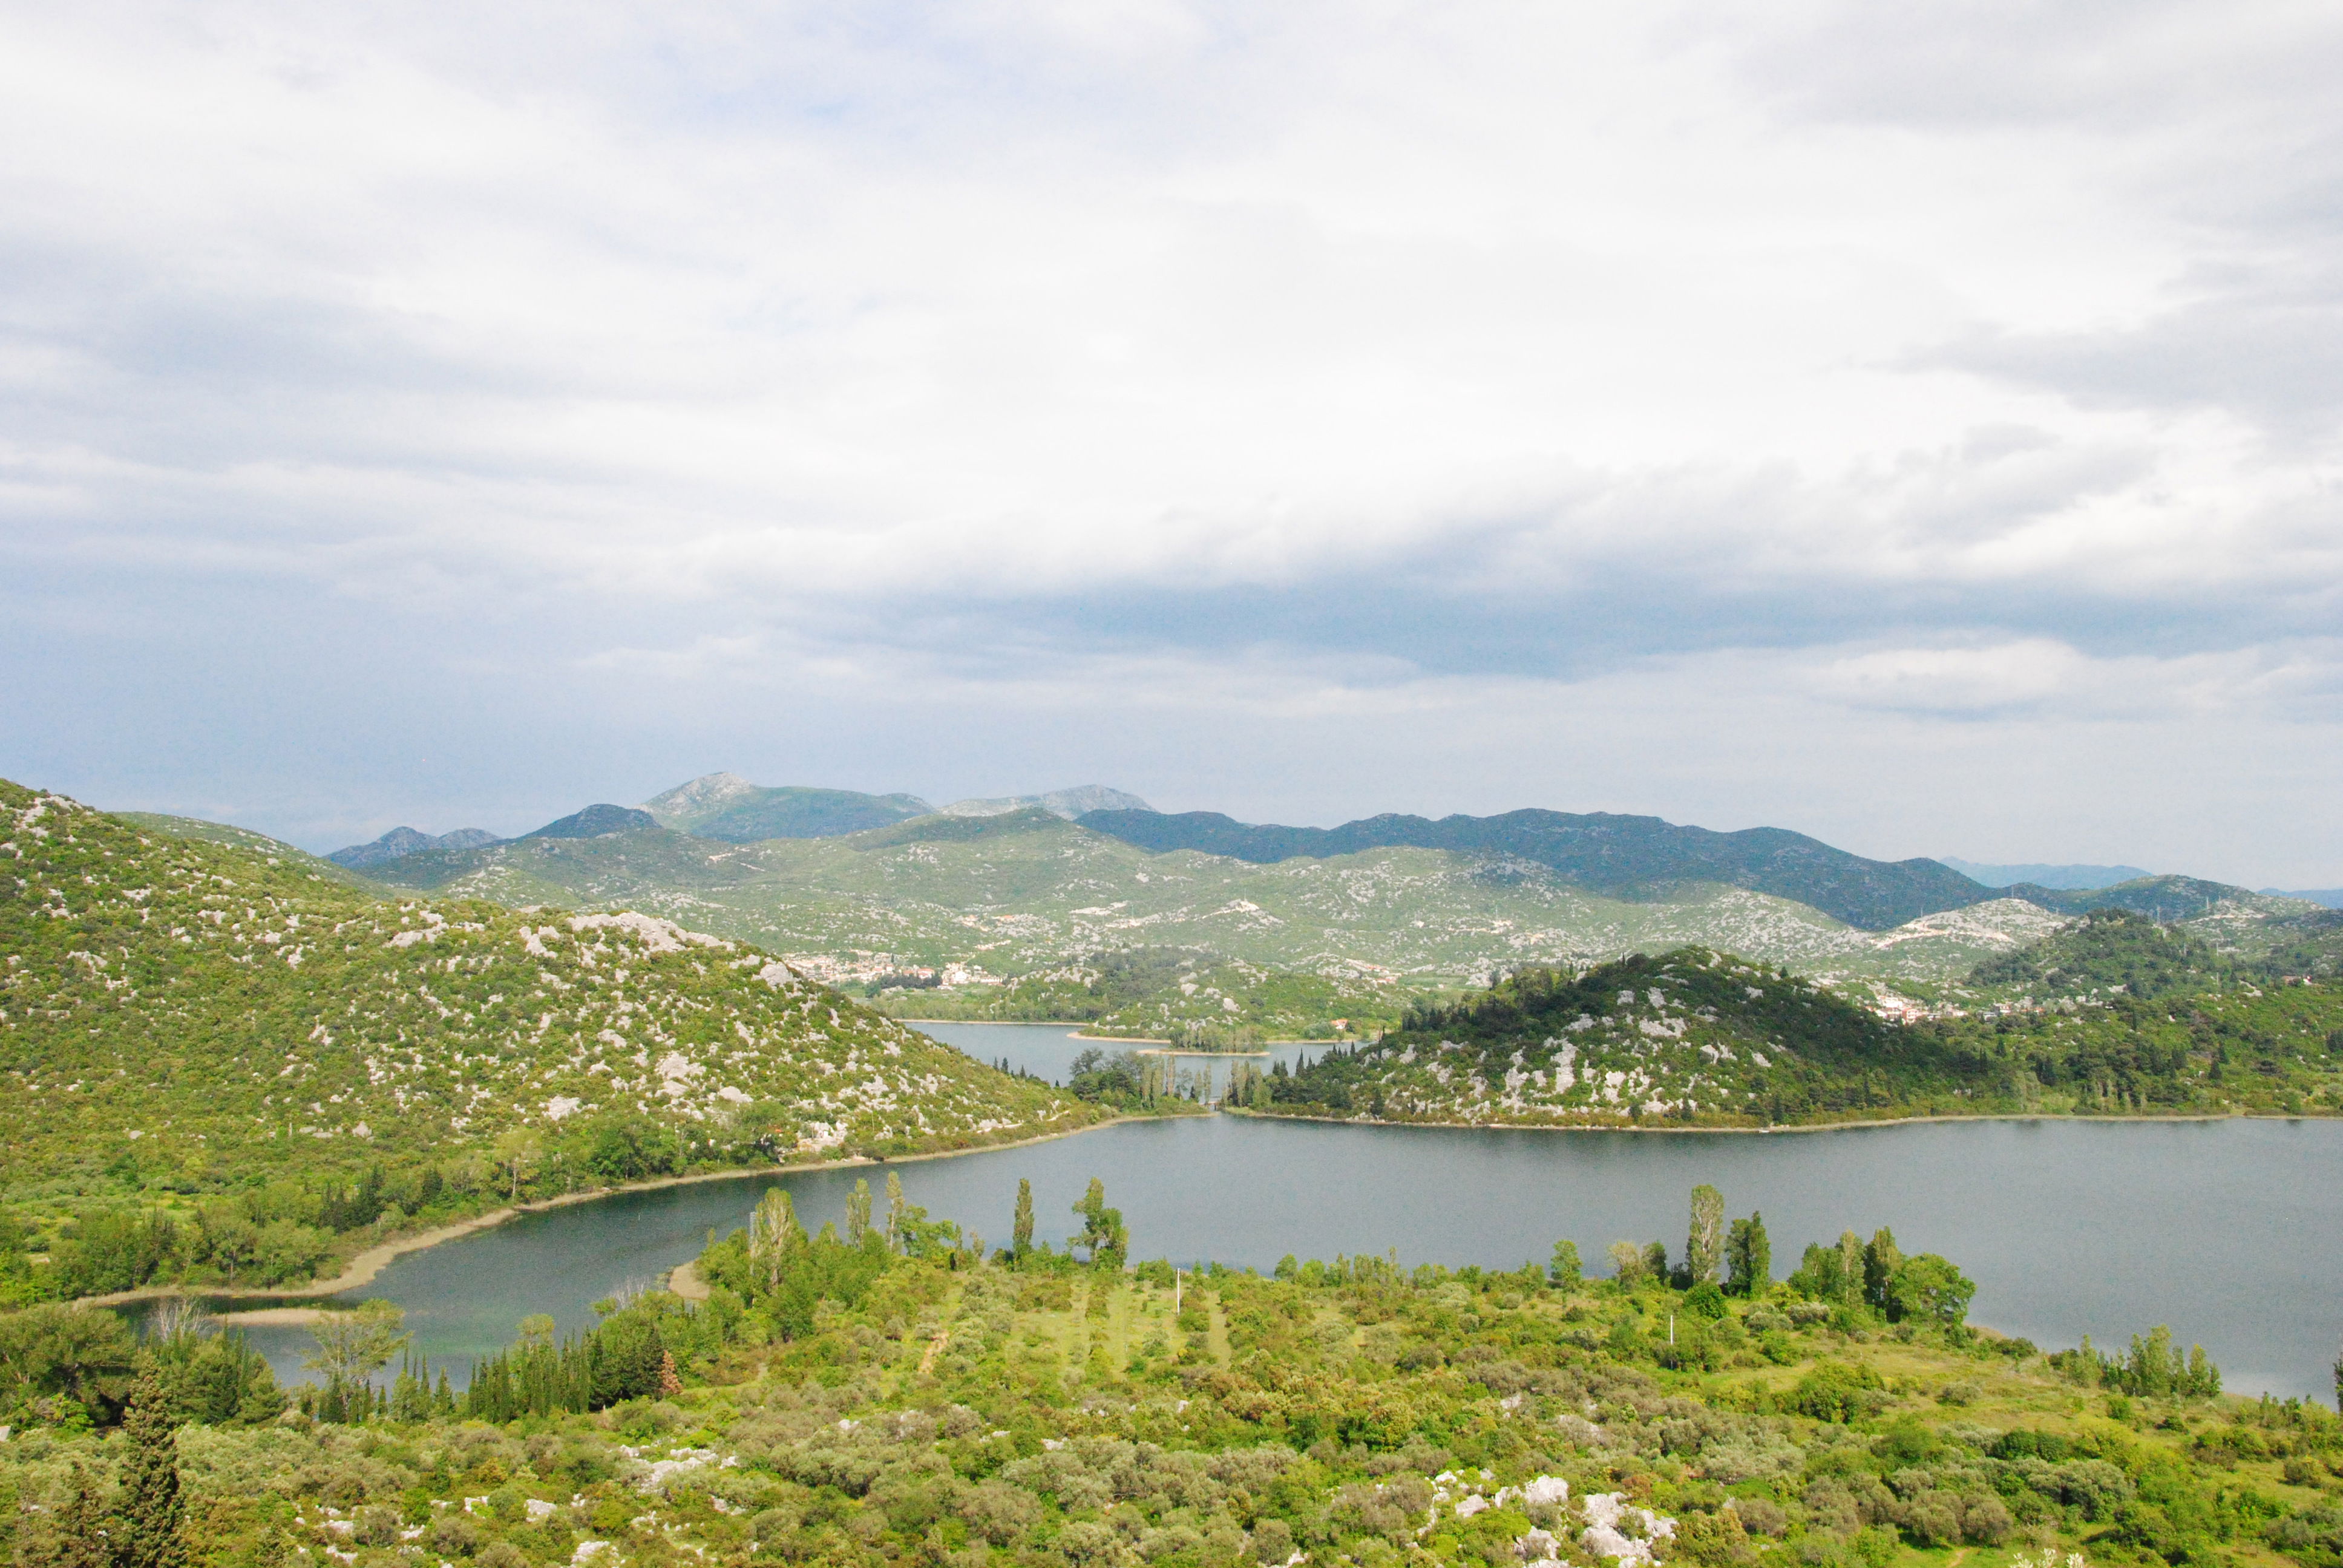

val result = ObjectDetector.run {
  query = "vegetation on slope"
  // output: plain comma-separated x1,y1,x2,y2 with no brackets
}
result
327,811,2064,999
1965,912,2239,1002
2,1180,2334,1568
0,780,1090,1302
872,948,1419,1044
1251,951,1993,1126
1256,947,2343,1128
643,773,934,842
1075,809,1998,932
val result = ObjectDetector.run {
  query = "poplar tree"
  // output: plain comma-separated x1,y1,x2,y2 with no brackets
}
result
846,1178,873,1244
115,1372,189,1568
885,1172,907,1251
1013,1178,1035,1257
1863,1227,1902,1308
1725,1213,1771,1296
1837,1231,1864,1302
1686,1184,1725,1285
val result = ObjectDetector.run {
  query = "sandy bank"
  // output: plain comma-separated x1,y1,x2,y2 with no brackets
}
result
84,1112,1127,1312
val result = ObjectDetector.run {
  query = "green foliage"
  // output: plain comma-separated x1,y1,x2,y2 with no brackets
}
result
0,780,1088,1297
113,1372,189,1568
1725,1212,1771,1297
1262,949,2002,1125
1969,908,2237,1000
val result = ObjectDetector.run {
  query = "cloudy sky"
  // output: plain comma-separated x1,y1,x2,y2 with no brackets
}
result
4,1,2341,883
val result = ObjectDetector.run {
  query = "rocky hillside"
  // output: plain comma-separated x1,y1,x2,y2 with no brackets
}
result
335,808,2067,996
1257,949,1989,1127
1076,808,1996,930
0,780,1086,1211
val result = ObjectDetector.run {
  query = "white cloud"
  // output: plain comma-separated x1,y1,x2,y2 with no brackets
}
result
4,0,2342,880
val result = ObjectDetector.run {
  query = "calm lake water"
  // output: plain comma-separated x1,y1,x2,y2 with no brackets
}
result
221,1024,2343,1402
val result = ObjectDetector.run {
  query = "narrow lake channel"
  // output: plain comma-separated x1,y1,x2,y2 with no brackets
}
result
219,1023,2343,1402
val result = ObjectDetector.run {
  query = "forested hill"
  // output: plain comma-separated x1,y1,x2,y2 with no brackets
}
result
1966,908,2238,1001
0,780,1086,1295
1254,949,1989,1126
1076,809,1993,931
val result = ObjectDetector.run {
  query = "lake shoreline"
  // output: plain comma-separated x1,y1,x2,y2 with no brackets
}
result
894,1019,1342,1048
1227,1106,2330,1135
84,1112,1136,1314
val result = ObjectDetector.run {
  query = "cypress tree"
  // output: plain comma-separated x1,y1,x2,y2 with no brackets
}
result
114,1373,189,1568
1013,1178,1035,1258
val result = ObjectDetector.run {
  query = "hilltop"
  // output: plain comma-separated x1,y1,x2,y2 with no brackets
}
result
642,773,934,842
1963,908,2238,1002
1077,808,1995,930
327,807,2068,999
1257,949,1990,1126
1261,941,2343,1126
0,780,1090,1299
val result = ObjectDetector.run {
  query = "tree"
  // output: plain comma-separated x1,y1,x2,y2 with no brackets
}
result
1885,1254,1974,1328
1686,1184,1724,1285
1725,1212,1771,1297
1013,1178,1035,1258
1549,1238,1582,1289
1606,1241,1645,1284
2334,1337,2342,1414
492,1128,541,1201
19,1462,108,1568
114,1371,189,1568
1837,1230,1865,1303
303,1300,410,1401
846,1178,873,1244
1070,1178,1127,1269
885,1172,907,1251
747,1189,802,1287
1863,1228,1902,1309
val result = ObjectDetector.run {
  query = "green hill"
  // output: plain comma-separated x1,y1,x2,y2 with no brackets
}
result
333,808,2066,1002
1257,949,1989,1126
2003,875,2310,923
643,771,932,842
1965,908,2238,1001
1076,808,1996,930
1261,942,2343,1126
876,947,1417,1044
0,780,1089,1299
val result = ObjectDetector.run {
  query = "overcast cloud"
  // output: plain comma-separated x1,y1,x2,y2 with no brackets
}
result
4,0,2340,884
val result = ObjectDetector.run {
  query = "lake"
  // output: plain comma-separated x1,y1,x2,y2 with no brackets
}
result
220,1023,2343,1402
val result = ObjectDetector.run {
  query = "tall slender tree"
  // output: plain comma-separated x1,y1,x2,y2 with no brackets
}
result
846,1178,873,1244
1837,1231,1864,1303
1725,1213,1771,1297
1863,1227,1903,1308
1013,1178,1035,1258
114,1372,189,1568
885,1171,907,1251
1686,1184,1725,1285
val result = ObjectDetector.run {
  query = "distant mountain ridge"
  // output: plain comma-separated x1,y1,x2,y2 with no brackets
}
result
327,825,501,868
942,785,1152,820
1939,857,2152,890
1999,875,2313,923
526,803,657,839
642,773,934,842
1076,807,1993,932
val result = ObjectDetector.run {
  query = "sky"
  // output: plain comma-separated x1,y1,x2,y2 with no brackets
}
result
4,1,2341,884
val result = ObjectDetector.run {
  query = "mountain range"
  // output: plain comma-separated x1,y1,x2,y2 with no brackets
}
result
1937,858,2154,890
